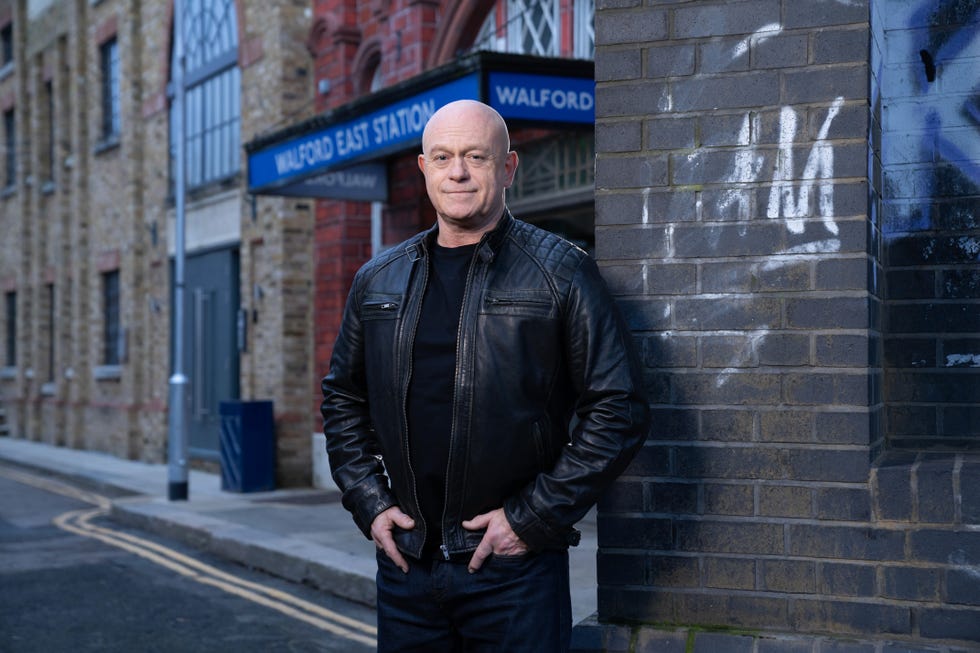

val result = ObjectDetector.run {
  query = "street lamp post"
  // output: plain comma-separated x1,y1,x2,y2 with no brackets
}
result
167,0,189,501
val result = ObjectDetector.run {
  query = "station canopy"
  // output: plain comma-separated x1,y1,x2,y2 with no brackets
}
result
244,51,595,201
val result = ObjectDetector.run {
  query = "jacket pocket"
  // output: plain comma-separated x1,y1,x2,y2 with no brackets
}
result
360,293,401,320
480,289,555,318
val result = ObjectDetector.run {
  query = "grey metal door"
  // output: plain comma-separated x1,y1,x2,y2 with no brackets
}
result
177,247,240,461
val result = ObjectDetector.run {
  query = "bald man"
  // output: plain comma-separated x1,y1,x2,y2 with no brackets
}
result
322,100,649,652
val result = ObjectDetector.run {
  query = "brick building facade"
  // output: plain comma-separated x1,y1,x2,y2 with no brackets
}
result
0,0,317,484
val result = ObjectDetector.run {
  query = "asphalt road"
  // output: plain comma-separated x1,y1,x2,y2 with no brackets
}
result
0,463,377,653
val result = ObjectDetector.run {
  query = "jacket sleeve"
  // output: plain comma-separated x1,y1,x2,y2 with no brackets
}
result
321,273,396,540
504,255,650,550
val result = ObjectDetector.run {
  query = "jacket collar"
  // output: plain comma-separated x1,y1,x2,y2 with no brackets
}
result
408,208,514,263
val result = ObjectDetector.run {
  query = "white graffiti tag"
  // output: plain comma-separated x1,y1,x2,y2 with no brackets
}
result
717,97,845,244
767,97,844,235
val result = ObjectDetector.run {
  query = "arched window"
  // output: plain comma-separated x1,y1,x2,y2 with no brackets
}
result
169,0,241,189
471,0,594,60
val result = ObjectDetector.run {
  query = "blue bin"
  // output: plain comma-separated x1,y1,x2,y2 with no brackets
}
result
219,400,276,492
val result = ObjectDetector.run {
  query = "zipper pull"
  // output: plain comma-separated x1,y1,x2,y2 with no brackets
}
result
440,544,450,561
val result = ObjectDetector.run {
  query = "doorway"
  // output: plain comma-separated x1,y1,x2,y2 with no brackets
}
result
172,246,241,461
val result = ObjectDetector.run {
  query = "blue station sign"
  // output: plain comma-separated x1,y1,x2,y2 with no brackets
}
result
246,52,594,199
248,74,480,198
489,72,594,124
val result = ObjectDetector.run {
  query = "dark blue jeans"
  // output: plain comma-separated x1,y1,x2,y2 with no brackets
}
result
375,549,571,652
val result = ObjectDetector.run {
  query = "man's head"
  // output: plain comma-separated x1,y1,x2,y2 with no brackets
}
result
418,100,518,245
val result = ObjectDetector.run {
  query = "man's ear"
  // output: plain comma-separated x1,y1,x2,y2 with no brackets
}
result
503,151,519,187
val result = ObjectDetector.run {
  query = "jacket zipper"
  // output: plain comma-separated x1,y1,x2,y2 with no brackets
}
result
401,256,428,560
485,295,548,307
364,299,399,312
440,239,488,560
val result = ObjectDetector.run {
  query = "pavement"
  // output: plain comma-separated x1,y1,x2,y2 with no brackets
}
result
0,436,599,624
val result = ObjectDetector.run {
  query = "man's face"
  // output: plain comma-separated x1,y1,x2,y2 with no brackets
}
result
418,103,518,235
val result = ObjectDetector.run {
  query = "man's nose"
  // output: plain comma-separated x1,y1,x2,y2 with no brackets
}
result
448,156,470,178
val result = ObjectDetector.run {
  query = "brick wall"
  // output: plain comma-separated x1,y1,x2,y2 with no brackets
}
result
0,0,179,460
0,0,317,485
584,0,979,650
237,0,317,485
308,0,439,431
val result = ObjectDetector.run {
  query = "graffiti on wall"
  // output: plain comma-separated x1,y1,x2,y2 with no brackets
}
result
713,22,846,253
716,97,845,248
683,23,847,382
885,0,980,239
886,0,980,382
886,0,980,431
768,98,844,237
652,7,978,389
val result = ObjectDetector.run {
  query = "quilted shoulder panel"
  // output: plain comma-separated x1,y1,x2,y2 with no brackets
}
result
505,218,588,285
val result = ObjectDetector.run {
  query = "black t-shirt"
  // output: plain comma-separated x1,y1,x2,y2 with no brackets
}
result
407,242,476,557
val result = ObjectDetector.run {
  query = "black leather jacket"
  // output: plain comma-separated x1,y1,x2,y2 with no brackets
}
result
321,211,649,559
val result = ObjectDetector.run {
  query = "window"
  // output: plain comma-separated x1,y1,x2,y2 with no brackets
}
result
508,134,596,251
369,55,383,93
100,38,120,141
573,0,594,59
1,23,12,68
46,284,54,382
472,0,593,60
102,270,120,366
169,0,240,189
4,291,14,367
509,0,559,56
44,80,54,183
3,108,14,189
508,134,594,203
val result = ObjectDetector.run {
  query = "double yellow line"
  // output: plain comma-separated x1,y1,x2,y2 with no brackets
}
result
0,465,377,648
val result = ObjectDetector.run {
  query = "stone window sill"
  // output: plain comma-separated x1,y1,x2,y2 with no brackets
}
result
93,365,122,380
